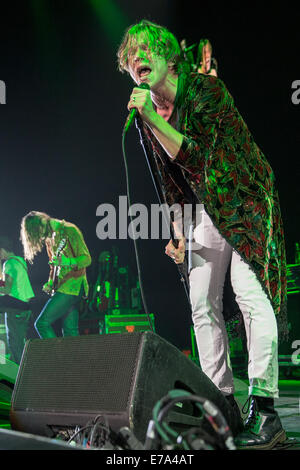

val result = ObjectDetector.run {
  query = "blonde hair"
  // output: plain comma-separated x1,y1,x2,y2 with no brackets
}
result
117,19,183,73
20,211,51,263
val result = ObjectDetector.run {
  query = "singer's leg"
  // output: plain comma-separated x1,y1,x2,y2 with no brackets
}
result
189,209,234,394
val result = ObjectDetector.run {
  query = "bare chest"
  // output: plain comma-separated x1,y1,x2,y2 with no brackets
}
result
156,104,174,122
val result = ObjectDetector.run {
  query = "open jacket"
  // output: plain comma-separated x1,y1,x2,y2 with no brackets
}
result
144,72,288,341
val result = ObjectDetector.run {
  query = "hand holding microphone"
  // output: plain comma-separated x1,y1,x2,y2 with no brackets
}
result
123,83,151,134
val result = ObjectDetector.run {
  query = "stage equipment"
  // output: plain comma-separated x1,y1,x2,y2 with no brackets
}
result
144,389,236,450
278,268,300,376
105,313,155,334
0,354,18,403
10,332,239,443
134,115,191,306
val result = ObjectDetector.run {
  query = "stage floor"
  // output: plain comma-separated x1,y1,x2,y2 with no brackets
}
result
1,368,299,450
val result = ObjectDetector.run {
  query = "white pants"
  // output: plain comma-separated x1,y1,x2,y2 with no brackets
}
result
189,208,279,398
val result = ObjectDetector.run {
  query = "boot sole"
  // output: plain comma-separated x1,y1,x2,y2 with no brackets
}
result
237,429,287,450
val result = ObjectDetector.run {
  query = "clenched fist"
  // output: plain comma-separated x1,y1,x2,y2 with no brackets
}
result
165,238,186,264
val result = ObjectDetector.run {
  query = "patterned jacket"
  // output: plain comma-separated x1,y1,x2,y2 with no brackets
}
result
145,72,288,340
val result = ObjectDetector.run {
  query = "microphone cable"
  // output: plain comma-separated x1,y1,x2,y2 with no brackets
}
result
121,94,154,333
145,389,236,450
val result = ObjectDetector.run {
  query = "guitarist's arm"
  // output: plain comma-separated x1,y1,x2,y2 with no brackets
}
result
50,227,91,270
52,253,90,269
67,226,91,269
71,226,91,268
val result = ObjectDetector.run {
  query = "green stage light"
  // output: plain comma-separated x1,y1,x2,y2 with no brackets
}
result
30,0,62,78
89,0,130,46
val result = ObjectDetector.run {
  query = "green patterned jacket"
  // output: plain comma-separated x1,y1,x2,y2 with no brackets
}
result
145,72,288,341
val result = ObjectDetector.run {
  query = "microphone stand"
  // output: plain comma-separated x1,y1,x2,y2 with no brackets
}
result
134,116,191,306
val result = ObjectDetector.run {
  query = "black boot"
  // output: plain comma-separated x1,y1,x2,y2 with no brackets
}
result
235,395,286,450
225,394,244,435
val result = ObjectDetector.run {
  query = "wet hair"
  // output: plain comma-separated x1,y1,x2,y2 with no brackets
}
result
20,211,51,263
117,19,187,74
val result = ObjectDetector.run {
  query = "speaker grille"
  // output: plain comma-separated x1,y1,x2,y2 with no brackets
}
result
13,334,143,413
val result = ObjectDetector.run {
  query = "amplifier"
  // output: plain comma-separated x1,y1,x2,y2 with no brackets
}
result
287,263,300,295
105,313,155,334
0,313,8,355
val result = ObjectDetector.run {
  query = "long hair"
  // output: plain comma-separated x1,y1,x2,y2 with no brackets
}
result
117,19,187,74
20,211,51,263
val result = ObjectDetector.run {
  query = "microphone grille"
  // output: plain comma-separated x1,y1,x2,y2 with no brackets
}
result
138,83,150,90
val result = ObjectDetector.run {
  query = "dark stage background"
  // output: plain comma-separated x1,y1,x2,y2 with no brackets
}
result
0,1,299,351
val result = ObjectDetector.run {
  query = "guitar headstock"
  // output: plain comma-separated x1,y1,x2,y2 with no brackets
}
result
56,238,67,257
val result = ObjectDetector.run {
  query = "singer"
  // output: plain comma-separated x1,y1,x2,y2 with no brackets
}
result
117,20,288,449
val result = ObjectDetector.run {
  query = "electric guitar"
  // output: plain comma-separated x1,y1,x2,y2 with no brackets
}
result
50,238,67,296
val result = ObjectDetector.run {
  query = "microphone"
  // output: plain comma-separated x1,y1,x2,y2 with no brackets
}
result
123,82,150,134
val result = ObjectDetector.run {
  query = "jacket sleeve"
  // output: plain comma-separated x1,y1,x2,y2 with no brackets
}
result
174,75,231,174
67,226,92,269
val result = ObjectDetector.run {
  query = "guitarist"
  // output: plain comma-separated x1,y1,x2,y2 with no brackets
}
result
0,236,35,363
20,211,91,339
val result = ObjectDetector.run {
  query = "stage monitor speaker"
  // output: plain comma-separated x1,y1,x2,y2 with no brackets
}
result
0,356,19,404
10,332,238,443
